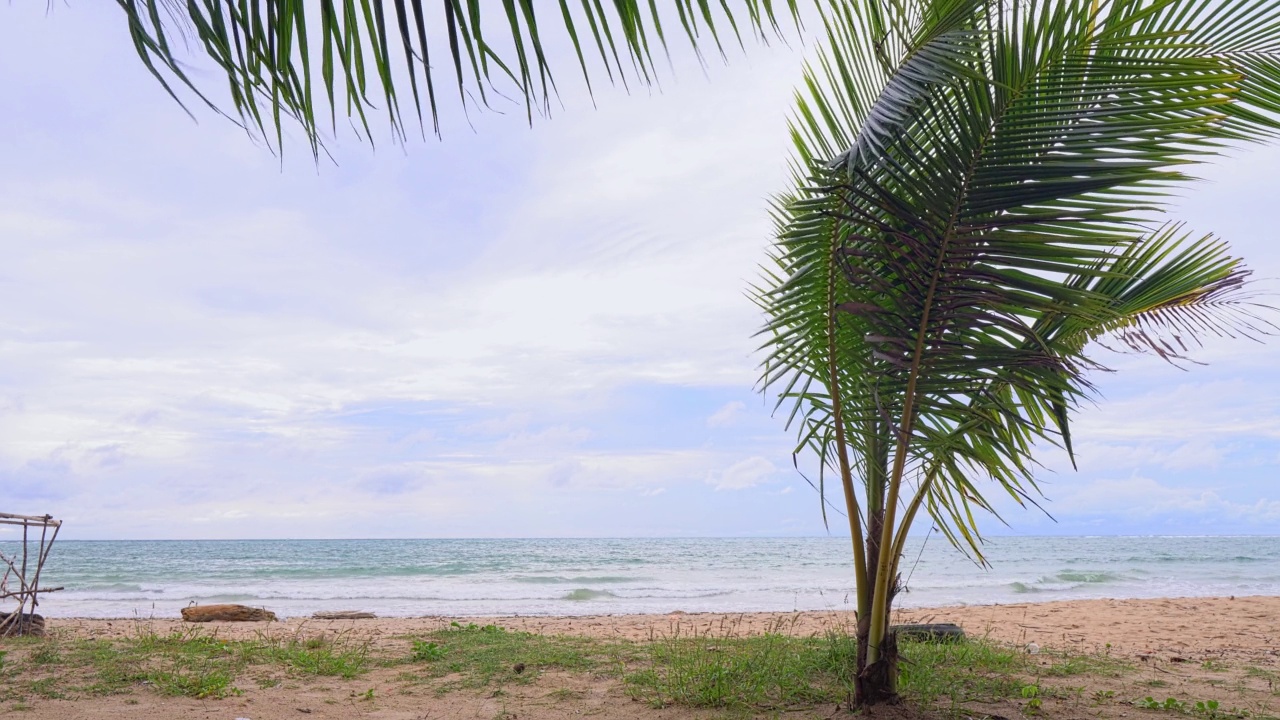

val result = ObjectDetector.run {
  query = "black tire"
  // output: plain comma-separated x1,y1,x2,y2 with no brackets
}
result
1,613,46,637
891,622,965,642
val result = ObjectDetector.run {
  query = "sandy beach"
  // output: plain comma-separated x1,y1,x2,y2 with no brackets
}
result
46,595,1280,664
2,596,1277,719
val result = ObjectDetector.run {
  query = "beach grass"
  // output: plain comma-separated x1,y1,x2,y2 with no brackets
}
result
623,628,1041,711
0,624,370,703
0,622,1051,712
2,620,1277,719
390,621,1050,711
391,621,641,693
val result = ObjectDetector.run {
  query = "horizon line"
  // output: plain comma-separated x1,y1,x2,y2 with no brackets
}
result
20,534,1280,542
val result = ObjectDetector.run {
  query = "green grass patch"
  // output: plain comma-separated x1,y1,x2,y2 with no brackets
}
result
398,621,638,692
27,645,63,666
624,629,1035,711
258,636,368,678
899,636,1029,705
1040,650,1133,678
626,632,844,709
0,624,372,701
24,677,67,700
148,668,240,699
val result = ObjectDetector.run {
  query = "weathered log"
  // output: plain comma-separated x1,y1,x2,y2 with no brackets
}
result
311,610,376,620
181,604,277,622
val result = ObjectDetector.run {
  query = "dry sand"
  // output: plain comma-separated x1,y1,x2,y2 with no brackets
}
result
5,596,1279,720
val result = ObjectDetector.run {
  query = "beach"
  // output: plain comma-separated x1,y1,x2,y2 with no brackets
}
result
48,595,1280,661
5,595,1277,719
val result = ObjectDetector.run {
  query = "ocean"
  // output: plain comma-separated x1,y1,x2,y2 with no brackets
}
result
8,536,1280,619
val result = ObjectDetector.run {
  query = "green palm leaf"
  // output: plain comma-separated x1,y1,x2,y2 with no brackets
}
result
116,0,802,155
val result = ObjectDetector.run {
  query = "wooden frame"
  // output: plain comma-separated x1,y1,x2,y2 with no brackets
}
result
0,512,62,637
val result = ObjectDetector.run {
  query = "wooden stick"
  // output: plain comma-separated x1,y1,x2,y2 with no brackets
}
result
0,513,61,525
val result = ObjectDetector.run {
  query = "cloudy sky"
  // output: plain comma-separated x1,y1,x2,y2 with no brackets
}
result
1,4,1277,540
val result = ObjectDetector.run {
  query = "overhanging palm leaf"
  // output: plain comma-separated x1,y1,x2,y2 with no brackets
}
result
757,0,1279,699
116,0,802,155
897,225,1272,573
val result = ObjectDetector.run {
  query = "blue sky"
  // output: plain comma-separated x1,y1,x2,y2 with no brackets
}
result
1,4,1277,540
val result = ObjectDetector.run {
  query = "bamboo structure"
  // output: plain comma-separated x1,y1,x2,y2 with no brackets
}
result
0,512,62,637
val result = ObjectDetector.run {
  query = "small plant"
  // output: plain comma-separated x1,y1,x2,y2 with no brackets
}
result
411,640,447,662
450,622,505,634
1021,684,1043,712
1094,690,1117,703
1194,700,1254,719
1134,696,1248,718
265,637,368,678
27,677,66,700
28,645,62,666
1138,696,1190,713
149,669,240,699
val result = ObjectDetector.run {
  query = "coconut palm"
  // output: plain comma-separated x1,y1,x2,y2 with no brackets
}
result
756,0,1277,704
113,0,1276,707
115,0,802,154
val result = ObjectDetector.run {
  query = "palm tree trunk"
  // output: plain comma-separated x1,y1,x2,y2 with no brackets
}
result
852,425,898,706
853,540,900,705
855,624,900,705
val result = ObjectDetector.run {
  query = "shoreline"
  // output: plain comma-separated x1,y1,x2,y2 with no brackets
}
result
37,595,1280,663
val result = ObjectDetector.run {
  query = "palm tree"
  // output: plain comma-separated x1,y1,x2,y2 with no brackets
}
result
113,0,1277,707
756,0,1277,705
115,0,803,154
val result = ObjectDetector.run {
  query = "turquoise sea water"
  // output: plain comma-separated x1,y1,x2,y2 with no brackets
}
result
6,536,1280,619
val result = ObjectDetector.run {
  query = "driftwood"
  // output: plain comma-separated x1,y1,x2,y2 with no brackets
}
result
181,604,277,622
1,512,62,637
312,610,376,620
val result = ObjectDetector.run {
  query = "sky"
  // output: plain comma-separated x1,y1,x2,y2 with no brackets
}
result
0,4,1277,540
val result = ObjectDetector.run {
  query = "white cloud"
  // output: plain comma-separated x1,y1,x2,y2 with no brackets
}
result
1049,476,1280,523
710,456,777,491
1053,437,1230,476
707,401,747,428
544,459,583,488
1161,439,1227,471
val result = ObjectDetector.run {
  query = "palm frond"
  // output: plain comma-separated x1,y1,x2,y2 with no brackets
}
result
1071,225,1277,361
117,0,802,156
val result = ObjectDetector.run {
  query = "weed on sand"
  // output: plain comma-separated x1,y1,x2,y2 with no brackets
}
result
396,621,638,692
624,626,1034,711
4,620,1276,720
0,623,371,703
